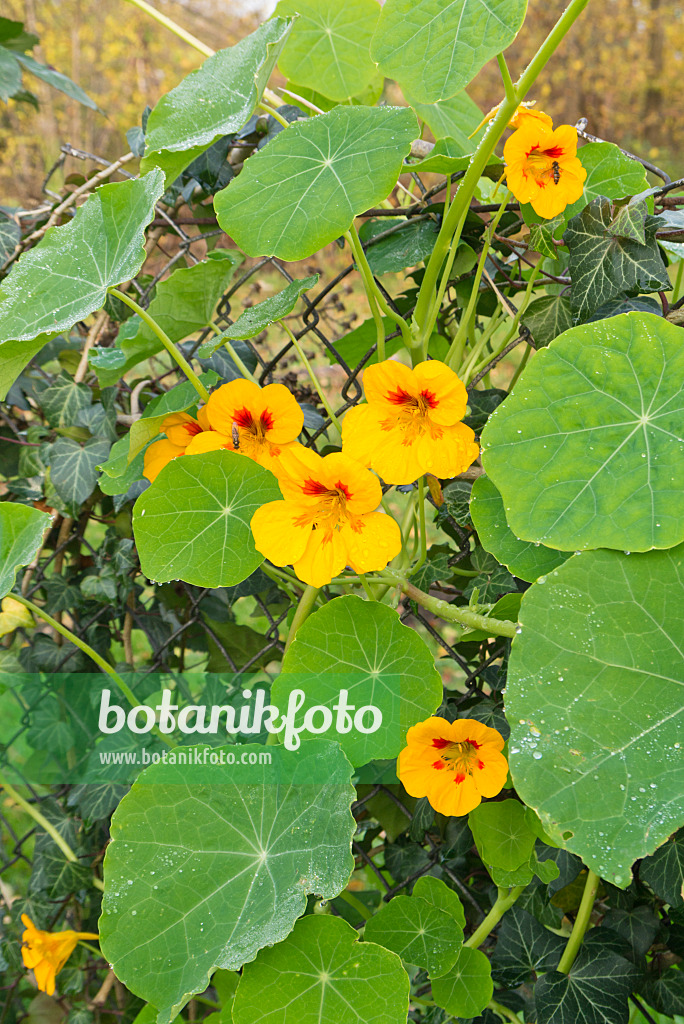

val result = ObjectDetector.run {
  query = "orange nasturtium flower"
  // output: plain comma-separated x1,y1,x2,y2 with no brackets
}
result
21,915,98,996
186,379,305,478
143,408,211,482
504,123,587,219
398,717,508,817
341,360,479,485
470,100,553,138
250,448,402,587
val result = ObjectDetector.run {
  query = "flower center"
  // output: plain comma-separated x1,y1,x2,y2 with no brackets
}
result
296,479,354,535
524,144,565,186
431,737,484,783
382,387,441,443
231,405,276,454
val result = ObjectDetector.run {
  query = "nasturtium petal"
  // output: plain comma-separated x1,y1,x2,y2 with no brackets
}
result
99,740,355,1024
274,594,443,766
481,313,684,552
363,895,462,978
371,0,528,105
132,450,282,588
470,476,571,583
506,544,684,886
274,0,381,103
233,914,409,1024
140,19,293,185
0,502,51,598
214,106,418,261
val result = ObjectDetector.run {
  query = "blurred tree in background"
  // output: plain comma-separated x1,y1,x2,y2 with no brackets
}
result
1,0,681,206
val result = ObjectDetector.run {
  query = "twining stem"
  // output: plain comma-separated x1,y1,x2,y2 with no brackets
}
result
284,584,320,653
382,573,517,638
497,54,517,104
345,227,414,352
672,259,684,304
465,885,526,948
0,773,105,892
12,594,175,748
206,323,259,384
557,869,599,973
108,288,209,402
488,999,523,1024
257,102,290,129
412,476,428,573
412,0,592,345
337,889,373,921
279,321,343,433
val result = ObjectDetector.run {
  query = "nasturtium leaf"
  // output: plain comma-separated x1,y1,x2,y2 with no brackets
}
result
132,450,281,587
274,594,443,766
412,876,466,931
233,914,409,1024
364,895,462,978
274,0,381,103
491,906,565,988
214,106,418,261
48,438,110,513
470,476,570,583
431,946,493,1019
521,295,573,349
359,219,440,275
199,275,319,353
99,740,355,1024
469,799,537,871
481,313,684,552
371,0,527,104
140,19,293,185
0,46,21,100
407,137,499,176
565,198,669,322
506,544,684,886
0,171,165,392
404,88,483,144
535,950,635,1024
0,210,20,264
640,829,684,906
563,142,651,221
0,502,51,598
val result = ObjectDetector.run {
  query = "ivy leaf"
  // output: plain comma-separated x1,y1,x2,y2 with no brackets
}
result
371,0,527,104
198,275,318,353
360,218,440,275
522,295,573,348
214,106,418,261
0,210,20,263
587,295,662,322
48,438,110,513
491,906,565,987
528,217,565,259
410,547,453,590
233,915,409,1024
132,450,281,588
481,313,684,552
639,967,684,1016
640,829,684,906
364,895,463,978
462,548,516,602
99,740,355,1024
274,594,443,766
470,476,570,583
565,197,669,322
0,502,51,598
609,200,648,244
464,389,507,433
274,0,381,102
0,171,165,396
602,906,660,959
140,19,293,185
506,545,684,886
431,946,493,1019
535,950,635,1024
40,373,91,428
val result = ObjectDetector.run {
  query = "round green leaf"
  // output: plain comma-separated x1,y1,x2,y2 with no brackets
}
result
99,740,356,1024
431,946,493,1018
506,544,684,886
364,895,462,978
233,914,409,1024
412,876,466,931
481,313,684,552
274,0,381,102
0,502,51,598
132,450,281,588
563,142,651,222
214,106,418,261
469,799,537,871
371,0,527,105
471,476,571,583
274,595,443,766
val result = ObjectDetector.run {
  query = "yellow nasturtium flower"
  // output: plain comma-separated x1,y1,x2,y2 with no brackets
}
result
0,596,33,637
143,408,211,482
21,915,98,996
504,123,587,219
250,448,401,587
470,100,553,138
341,359,479,484
398,717,508,817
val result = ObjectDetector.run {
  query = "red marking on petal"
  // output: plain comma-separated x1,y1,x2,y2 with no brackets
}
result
385,387,414,406
334,480,352,500
466,738,481,750
544,145,565,158
431,737,450,749
183,422,202,437
477,760,485,770
432,759,446,770
302,478,330,496
453,773,466,784
420,388,438,409
232,406,255,429
259,407,275,431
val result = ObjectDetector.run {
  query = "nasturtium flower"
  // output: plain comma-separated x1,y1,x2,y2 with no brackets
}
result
21,915,98,996
341,360,479,485
471,100,553,137
398,717,508,817
195,379,305,477
0,596,33,637
142,408,211,482
250,448,401,587
504,123,586,219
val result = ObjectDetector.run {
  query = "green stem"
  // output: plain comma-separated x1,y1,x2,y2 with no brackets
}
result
459,305,506,384
412,476,427,573
346,227,414,352
385,573,517,637
412,0,592,344
12,594,174,748
257,102,290,129
557,870,599,973
336,889,373,921
109,288,209,402
465,261,542,385
672,258,684,304
206,323,258,384
358,574,377,601
465,885,526,948
488,999,523,1024
122,0,214,56
284,584,320,653
497,54,517,104
279,321,343,433
79,940,103,956
507,342,532,390
0,773,105,892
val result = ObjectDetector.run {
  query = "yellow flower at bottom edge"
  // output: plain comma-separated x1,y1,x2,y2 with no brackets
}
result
341,359,479,485
21,915,99,996
504,122,587,219
142,408,211,483
398,717,508,817
250,447,402,587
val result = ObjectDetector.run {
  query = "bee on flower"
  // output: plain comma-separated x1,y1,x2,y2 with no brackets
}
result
20,915,99,996
503,120,587,220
